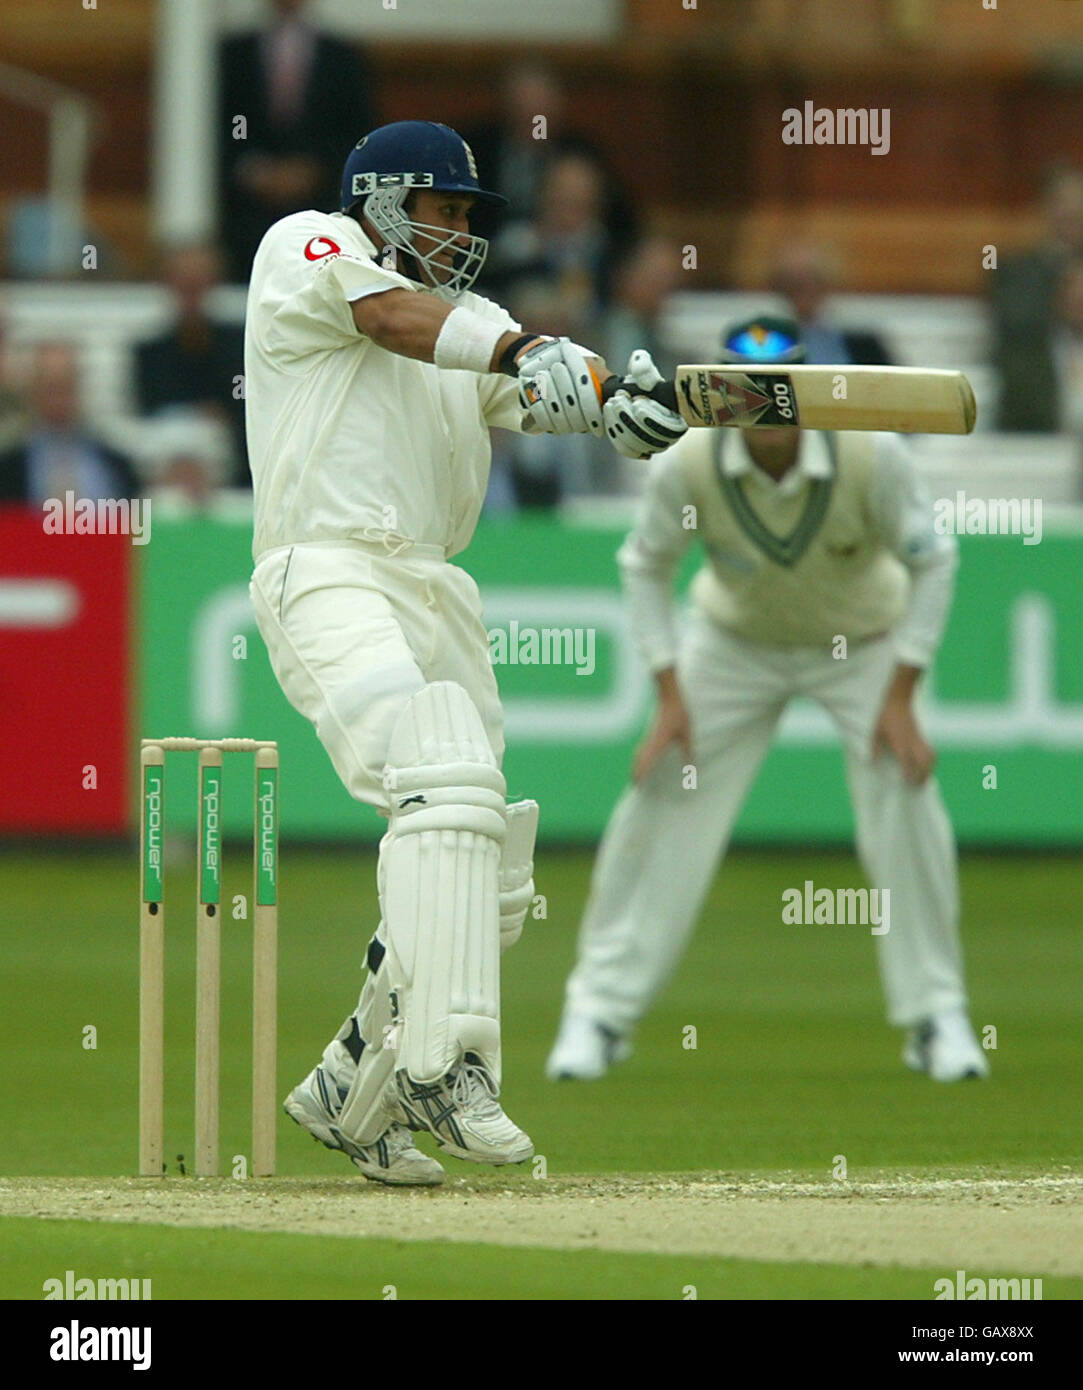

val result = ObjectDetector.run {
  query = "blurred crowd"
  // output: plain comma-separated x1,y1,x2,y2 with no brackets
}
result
990,165,1083,439
0,243,245,507
2,0,1083,512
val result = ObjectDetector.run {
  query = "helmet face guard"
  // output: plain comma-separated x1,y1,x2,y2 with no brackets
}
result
340,122,507,302
359,179,489,301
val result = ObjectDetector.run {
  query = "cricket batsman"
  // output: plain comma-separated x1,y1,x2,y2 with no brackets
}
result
547,316,989,1085
245,121,686,1184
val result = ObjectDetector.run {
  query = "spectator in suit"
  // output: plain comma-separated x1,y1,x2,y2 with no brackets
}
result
488,152,615,334
488,269,630,512
489,228,682,512
485,157,627,511
1053,259,1083,472
770,240,893,365
134,243,248,486
218,0,375,281
0,343,138,504
601,236,682,381
487,280,580,511
465,62,637,264
992,165,1083,432
0,294,29,452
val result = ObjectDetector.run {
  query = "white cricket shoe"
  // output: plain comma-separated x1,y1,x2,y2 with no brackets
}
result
394,1053,534,1165
546,1010,632,1081
285,1065,445,1186
903,1008,990,1082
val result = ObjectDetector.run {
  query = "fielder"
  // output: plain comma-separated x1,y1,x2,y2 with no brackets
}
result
547,316,989,1085
245,121,686,1185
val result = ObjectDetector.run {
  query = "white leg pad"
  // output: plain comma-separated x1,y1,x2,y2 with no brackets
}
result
500,799,539,952
382,682,507,1083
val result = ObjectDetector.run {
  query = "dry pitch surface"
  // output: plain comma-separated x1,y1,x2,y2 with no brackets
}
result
1,1173,1078,1276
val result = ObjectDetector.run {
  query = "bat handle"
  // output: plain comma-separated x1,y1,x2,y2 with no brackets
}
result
602,368,679,413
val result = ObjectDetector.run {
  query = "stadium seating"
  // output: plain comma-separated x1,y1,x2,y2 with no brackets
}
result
5,281,1077,504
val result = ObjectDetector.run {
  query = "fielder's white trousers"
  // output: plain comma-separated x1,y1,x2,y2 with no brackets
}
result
565,612,968,1032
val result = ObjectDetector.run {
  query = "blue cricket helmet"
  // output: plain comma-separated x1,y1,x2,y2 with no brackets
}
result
340,121,507,215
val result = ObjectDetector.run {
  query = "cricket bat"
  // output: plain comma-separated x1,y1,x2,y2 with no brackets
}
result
607,364,977,435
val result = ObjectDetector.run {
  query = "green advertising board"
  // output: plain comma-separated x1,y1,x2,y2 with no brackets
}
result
139,515,1083,845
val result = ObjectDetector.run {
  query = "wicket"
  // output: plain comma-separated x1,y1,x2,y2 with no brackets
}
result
139,737,279,1178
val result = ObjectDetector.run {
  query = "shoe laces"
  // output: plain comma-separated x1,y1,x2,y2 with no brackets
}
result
451,1054,500,1113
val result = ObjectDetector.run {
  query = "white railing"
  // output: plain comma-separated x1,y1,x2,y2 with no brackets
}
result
0,60,95,275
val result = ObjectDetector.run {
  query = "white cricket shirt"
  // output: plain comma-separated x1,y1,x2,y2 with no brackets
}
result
244,209,523,561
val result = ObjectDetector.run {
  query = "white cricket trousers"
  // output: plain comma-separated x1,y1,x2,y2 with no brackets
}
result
249,539,504,805
250,539,506,1122
565,612,968,1032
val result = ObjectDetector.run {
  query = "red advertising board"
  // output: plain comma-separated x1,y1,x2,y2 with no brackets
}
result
0,508,130,832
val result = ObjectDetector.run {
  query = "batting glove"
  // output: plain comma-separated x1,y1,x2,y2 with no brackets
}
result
602,350,687,459
517,337,607,437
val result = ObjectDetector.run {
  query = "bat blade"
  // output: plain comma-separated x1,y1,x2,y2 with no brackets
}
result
673,365,977,435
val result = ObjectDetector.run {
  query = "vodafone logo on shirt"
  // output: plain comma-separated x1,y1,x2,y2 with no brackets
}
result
304,236,341,261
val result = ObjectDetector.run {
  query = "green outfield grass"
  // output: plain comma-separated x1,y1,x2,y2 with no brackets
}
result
0,847,1077,1298
4,1216,1081,1301
1,847,1077,1177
